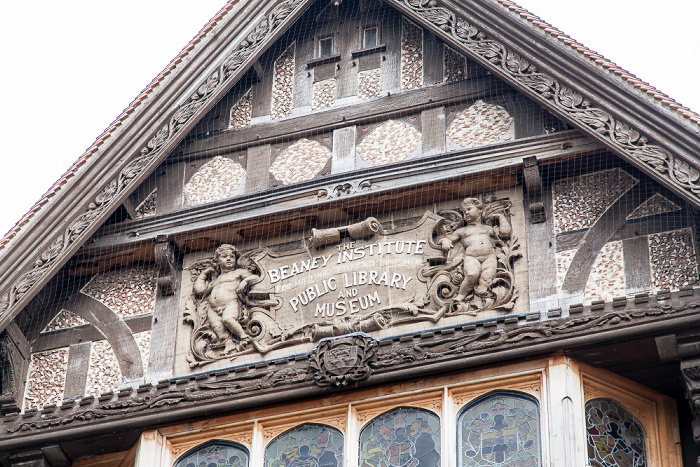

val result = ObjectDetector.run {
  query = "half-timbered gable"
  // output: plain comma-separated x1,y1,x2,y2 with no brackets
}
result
1,0,699,465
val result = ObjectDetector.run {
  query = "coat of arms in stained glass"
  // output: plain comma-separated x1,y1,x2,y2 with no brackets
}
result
585,399,646,467
265,424,343,467
457,393,540,466
359,407,441,467
175,441,249,467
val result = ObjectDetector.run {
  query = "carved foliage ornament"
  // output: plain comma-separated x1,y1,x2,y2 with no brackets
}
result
182,201,521,367
0,0,306,326
395,0,700,198
4,300,683,434
309,334,378,387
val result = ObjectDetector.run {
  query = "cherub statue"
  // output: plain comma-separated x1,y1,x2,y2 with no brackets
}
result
439,197,512,302
193,244,260,353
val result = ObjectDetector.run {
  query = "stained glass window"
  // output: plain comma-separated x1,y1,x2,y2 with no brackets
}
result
359,407,441,467
175,441,249,467
265,424,344,467
457,393,541,466
585,399,647,467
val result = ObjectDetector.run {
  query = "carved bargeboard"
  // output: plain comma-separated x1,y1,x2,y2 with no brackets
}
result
180,200,522,368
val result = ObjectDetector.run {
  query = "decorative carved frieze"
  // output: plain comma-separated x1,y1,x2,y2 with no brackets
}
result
3,291,693,437
317,179,373,200
181,201,521,367
0,0,308,330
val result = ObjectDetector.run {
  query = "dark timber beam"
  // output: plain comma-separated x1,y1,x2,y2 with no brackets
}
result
76,132,603,263
561,181,651,300
64,294,143,381
174,77,504,161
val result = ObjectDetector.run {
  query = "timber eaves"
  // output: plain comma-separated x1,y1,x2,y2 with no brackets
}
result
81,131,599,255
1,287,699,448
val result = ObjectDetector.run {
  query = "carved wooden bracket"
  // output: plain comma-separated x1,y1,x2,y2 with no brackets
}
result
522,156,545,224
155,235,178,296
0,323,30,414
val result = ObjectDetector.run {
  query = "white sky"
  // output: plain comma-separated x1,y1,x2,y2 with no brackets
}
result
0,0,698,238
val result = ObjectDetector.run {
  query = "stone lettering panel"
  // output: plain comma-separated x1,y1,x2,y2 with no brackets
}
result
177,198,522,371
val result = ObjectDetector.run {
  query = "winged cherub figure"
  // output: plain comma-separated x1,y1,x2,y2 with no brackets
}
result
193,244,260,353
439,197,512,302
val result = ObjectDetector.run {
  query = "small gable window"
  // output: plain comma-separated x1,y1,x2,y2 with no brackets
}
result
319,36,334,58
363,26,378,49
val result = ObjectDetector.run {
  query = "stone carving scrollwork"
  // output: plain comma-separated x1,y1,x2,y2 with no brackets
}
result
317,179,373,200
419,198,521,315
184,245,281,366
395,0,700,201
0,0,307,328
182,204,521,367
309,334,378,387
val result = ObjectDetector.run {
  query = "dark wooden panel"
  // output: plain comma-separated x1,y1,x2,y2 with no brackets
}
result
421,107,445,156
33,314,152,353
623,236,652,295
525,184,557,307
423,31,443,86
63,342,91,399
245,145,272,193
332,126,357,174
148,266,182,381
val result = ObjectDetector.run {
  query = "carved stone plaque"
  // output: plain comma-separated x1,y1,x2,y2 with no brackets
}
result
180,200,521,368
309,334,378,387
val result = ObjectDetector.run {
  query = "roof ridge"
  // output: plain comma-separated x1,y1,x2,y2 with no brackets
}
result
0,0,241,252
497,0,700,127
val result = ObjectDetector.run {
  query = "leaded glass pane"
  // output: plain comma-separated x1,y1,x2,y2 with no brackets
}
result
585,399,647,467
265,424,344,467
457,393,541,466
359,407,441,467
175,441,248,467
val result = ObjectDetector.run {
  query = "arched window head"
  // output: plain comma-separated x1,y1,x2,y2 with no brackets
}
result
265,424,344,467
175,441,249,467
457,392,541,466
359,407,441,467
585,399,646,467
